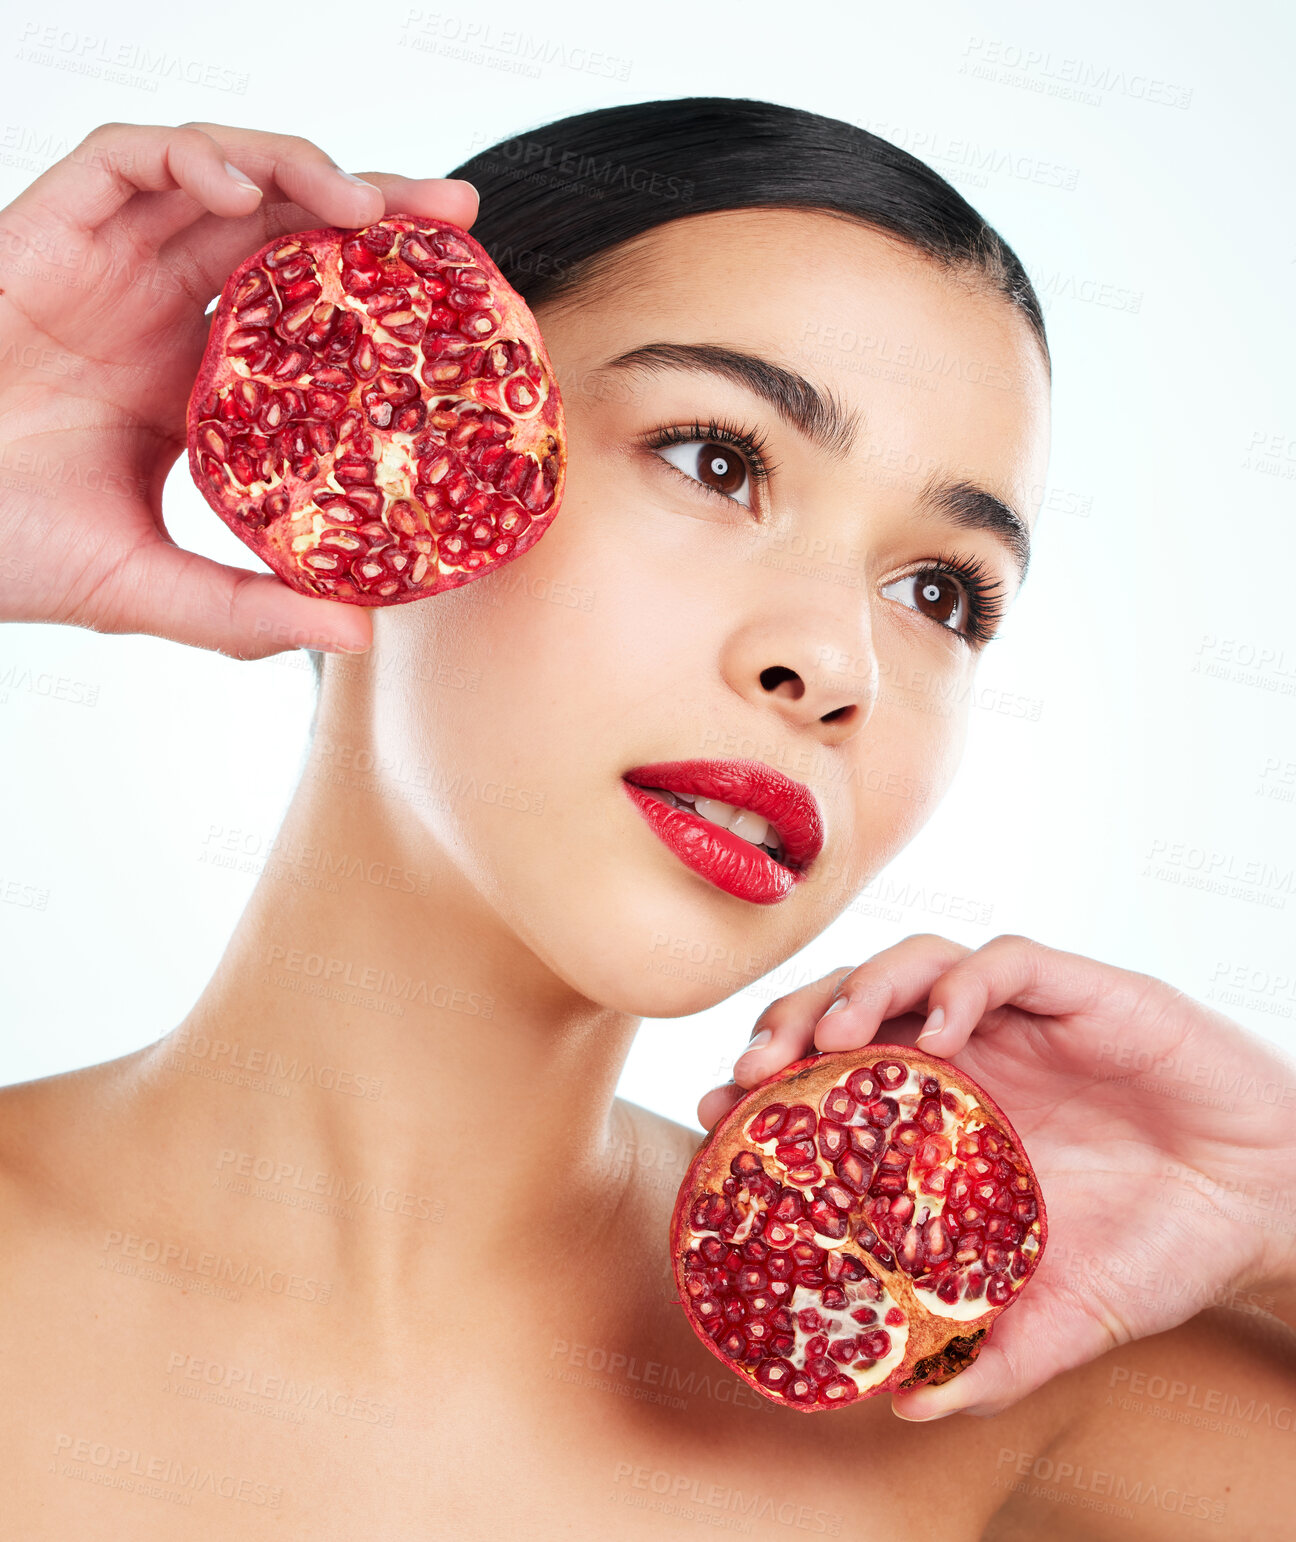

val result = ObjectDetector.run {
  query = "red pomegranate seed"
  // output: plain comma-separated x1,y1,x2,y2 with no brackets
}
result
187,219,565,605
671,1044,1046,1413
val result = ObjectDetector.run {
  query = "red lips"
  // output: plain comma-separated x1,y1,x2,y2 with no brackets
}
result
621,759,824,906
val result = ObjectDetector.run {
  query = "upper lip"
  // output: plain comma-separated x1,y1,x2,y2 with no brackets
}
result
621,758,825,872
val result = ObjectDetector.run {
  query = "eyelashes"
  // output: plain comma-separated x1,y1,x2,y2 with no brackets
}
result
641,418,776,507
639,416,1010,647
892,552,1010,648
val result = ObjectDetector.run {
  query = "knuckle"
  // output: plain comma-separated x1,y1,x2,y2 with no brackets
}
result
752,995,809,1031
168,125,215,156
276,132,331,161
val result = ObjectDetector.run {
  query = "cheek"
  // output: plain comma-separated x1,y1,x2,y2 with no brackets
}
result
799,692,971,915
366,477,687,851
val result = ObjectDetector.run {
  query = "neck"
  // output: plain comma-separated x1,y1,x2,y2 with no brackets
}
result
137,708,642,1318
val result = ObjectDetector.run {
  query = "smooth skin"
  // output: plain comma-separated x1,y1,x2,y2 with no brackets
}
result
0,123,1293,1540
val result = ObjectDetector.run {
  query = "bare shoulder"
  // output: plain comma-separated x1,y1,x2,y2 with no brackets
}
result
987,1307,1296,1539
614,1095,703,1196
0,1050,151,1245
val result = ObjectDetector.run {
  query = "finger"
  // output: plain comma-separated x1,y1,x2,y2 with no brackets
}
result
727,965,856,1087
152,170,482,312
4,123,270,246
890,1285,1117,1421
132,167,475,282
103,541,373,658
812,935,972,1052
1,122,390,287
122,122,389,254
697,1082,744,1133
351,172,480,230
915,935,1157,1058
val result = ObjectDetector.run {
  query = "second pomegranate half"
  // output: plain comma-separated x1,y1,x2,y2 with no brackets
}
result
671,1045,1046,1411
187,217,565,604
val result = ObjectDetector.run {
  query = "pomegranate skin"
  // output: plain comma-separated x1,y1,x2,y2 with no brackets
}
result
670,1046,1047,1413
186,216,565,606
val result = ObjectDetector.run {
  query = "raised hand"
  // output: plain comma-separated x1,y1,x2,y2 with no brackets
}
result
700,934,1296,1419
0,121,478,657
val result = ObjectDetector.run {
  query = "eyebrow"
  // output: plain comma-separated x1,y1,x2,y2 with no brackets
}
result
602,339,1032,584
917,477,1032,584
604,341,860,457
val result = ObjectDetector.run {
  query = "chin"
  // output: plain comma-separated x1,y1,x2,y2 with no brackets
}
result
519,872,793,1019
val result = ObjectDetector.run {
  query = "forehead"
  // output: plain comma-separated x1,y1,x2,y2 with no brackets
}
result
548,207,1052,526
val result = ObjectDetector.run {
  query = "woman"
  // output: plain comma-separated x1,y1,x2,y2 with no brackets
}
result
0,99,1292,1537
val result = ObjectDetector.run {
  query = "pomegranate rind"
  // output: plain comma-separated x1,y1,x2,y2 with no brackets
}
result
186,216,566,606
670,1046,1047,1414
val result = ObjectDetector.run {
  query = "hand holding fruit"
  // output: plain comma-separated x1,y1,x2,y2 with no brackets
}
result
699,934,1296,1418
0,121,478,657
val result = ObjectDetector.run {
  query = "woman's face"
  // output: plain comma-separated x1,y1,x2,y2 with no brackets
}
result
360,208,1050,1014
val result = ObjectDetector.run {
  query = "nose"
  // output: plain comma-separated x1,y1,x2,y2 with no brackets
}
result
718,593,878,745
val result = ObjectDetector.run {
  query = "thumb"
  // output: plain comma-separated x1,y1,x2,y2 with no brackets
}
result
890,1285,1119,1421
106,542,374,658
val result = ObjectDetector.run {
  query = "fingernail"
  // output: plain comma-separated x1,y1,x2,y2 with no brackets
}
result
916,1005,945,1044
335,169,381,190
223,161,261,194
818,995,849,1021
443,177,478,194
895,1406,956,1422
732,1029,771,1077
319,638,370,655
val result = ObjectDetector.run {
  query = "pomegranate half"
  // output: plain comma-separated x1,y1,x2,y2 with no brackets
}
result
671,1046,1046,1412
187,217,565,604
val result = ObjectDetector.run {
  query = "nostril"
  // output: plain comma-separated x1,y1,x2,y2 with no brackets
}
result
760,665,803,699
822,703,854,724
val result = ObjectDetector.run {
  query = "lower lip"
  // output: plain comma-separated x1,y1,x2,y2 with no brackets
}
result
620,781,802,905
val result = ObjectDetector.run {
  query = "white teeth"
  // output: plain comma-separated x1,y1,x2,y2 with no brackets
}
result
693,795,738,829
728,809,770,847
637,785,784,862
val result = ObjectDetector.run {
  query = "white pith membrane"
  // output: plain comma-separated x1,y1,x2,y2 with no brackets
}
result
634,786,787,865
679,1060,1043,1408
191,221,561,601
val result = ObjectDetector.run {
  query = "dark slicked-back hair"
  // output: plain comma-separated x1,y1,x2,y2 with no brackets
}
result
309,97,1047,685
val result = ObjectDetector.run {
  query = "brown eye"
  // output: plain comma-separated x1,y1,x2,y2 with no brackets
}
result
695,442,745,496
881,568,968,634
655,437,754,508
